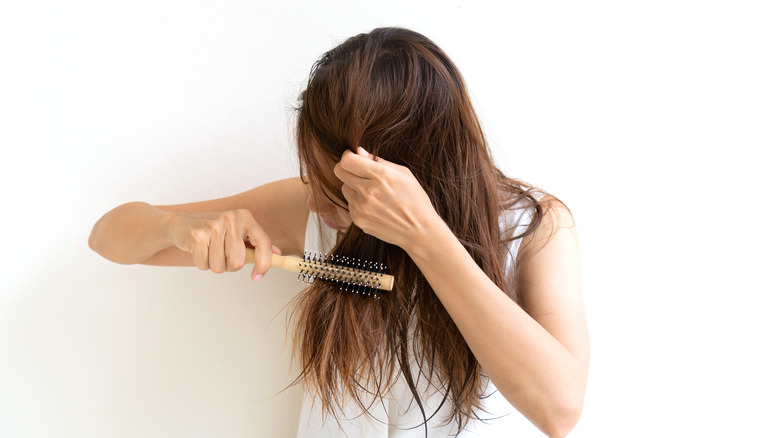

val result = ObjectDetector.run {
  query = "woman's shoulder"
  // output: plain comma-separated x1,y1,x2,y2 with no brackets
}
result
515,193,576,260
500,182,575,254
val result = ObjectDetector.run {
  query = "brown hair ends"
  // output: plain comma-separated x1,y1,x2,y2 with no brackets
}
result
291,27,546,433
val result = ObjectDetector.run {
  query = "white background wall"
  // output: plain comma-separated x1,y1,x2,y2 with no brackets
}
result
1,1,778,437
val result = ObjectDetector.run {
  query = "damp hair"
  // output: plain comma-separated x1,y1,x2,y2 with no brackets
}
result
290,27,551,434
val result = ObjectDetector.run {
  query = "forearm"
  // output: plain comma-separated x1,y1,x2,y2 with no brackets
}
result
405,219,584,435
89,202,176,264
332,147,586,435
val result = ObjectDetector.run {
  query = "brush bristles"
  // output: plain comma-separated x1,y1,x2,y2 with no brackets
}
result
298,251,387,298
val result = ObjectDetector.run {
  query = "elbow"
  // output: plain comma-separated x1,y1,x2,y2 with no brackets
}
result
88,219,104,254
88,223,99,253
541,414,581,438
88,217,117,261
533,354,589,437
537,395,584,438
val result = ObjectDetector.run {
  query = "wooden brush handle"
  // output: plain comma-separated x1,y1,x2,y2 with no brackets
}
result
244,249,305,271
245,248,394,291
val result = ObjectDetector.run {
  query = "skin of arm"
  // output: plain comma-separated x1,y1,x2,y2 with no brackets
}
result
335,149,589,438
410,203,588,438
89,177,311,279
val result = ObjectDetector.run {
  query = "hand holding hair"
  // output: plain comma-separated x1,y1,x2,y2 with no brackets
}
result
334,147,446,251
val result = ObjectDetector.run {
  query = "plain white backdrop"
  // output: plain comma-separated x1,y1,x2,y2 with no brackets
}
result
1,1,778,436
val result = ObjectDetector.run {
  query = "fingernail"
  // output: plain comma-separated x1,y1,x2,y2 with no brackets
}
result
253,274,263,282
357,146,370,157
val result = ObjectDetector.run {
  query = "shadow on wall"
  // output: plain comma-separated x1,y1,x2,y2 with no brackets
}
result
0,239,304,438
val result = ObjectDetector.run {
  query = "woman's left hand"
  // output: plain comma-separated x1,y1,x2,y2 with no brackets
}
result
334,147,444,250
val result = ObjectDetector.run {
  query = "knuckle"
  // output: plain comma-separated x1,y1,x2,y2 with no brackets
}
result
221,210,237,224
228,254,246,272
363,187,380,203
235,208,252,220
190,229,209,246
205,219,221,232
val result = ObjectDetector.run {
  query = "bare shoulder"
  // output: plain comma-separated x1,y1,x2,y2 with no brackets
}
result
518,195,576,256
515,195,580,293
156,177,310,255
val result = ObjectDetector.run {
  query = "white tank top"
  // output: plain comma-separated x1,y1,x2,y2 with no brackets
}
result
296,200,543,437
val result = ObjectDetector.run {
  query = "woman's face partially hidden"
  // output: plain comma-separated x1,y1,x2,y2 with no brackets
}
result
303,147,353,232
306,185,353,231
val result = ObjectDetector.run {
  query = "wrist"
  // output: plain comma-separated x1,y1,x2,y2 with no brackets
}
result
404,214,455,263
159,209,181,247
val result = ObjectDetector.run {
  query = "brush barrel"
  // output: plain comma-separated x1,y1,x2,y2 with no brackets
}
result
245,249,394,291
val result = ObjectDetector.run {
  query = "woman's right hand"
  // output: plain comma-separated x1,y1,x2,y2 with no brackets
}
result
167,209,280,281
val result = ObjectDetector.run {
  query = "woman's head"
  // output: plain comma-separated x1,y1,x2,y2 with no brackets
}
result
297,27,496,229
291,27,543,433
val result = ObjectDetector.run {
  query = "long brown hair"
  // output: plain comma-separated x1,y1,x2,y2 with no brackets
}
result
291,27,545,433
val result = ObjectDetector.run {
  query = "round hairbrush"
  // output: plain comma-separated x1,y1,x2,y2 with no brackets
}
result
245,248,394,296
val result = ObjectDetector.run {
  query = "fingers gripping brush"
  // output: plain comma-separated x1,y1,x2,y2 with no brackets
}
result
245,248,394,297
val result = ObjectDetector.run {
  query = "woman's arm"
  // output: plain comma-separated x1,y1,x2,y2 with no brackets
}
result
407,201,588,438
89,177,310,279
335,149,589,438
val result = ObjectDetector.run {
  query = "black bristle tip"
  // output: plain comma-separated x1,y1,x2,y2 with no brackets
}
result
296,251,385,298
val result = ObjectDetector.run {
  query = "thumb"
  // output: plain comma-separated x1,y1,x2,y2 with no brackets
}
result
357,146,372,158
358,146,390,164
358,146,410,174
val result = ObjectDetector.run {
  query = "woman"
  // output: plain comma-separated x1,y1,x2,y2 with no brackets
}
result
89,27,588,437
